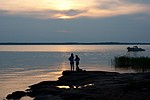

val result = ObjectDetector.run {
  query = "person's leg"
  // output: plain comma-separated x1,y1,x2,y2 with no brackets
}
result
72,63,74,71
76,62,79,71
76,62,77,68
76,62,79,67
70,62,72,71
71,62,74,71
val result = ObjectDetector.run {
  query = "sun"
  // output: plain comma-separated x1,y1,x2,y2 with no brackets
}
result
59,15,71,19
52,0,74,10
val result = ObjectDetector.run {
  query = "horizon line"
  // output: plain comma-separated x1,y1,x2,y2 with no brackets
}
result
0,42,150,45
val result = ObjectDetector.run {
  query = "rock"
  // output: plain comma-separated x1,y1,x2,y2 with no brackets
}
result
27,86,62,97
34,95,62,100
6,91,26,99
29,81,58,90
62,70,119,76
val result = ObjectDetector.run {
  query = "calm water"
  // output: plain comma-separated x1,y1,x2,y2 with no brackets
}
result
0,45,150,99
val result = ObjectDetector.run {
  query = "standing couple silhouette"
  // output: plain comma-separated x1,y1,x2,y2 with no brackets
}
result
68,53,80,71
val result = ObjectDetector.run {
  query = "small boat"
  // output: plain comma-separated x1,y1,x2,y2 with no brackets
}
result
127,46,145,51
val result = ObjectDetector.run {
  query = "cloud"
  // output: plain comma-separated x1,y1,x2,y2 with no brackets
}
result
0,0,150,19
62,9,87,16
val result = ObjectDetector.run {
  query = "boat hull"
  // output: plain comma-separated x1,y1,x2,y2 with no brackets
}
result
127,48,145,51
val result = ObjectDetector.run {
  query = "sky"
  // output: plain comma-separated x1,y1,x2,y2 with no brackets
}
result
0,0,150,43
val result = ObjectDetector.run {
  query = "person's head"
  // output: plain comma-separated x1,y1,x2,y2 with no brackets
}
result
71,53,74,56
76,55,78,57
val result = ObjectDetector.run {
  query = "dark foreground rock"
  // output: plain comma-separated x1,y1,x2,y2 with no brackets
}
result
7,71,150,100
6,91,26,99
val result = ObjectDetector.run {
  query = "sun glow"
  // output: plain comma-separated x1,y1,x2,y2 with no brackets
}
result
0,0,149,19
59,15,71,19
53,0,73,10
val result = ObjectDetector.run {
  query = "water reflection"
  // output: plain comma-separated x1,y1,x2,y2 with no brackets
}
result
20,96,33,100
126,51,146,57
0,45,126,52
56,84,94,89
56,86,70,89
0,68,63,100
115,66,150,73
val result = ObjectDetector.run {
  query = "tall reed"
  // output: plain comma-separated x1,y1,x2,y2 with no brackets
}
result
113,56,150,72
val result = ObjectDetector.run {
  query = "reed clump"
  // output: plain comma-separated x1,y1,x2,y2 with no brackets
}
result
113,56,150,72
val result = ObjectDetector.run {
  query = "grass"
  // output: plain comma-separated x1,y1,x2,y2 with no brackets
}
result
113,56,150,72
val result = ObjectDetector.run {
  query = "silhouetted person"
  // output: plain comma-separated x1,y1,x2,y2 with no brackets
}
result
75,55,80,71
68,53,74,71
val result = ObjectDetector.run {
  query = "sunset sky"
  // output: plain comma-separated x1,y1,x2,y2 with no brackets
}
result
0,0,150,42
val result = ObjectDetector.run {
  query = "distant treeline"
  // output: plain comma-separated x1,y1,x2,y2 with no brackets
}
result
0,42,150,45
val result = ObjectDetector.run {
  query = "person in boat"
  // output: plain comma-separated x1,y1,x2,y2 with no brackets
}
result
68,53,74,71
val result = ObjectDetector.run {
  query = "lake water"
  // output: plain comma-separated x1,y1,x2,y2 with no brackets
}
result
0,45,150,99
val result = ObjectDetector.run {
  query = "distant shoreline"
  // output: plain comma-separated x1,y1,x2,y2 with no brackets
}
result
0,42,150,45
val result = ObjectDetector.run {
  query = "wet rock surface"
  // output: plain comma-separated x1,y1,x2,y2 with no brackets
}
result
7,71,150,100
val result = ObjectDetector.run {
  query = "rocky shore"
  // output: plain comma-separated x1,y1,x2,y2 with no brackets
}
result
7,71,150,100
